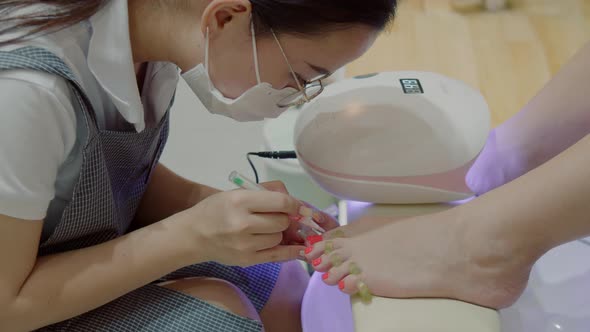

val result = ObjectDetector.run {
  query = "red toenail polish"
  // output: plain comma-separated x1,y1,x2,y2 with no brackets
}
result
307,235,323,245
305,246,313,254
322,273,329,280
339,280,345,290
312,257,322,266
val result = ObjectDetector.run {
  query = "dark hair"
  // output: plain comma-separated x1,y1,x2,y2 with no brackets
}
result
0,0,397,46
252,0,397,35
0,1,108,47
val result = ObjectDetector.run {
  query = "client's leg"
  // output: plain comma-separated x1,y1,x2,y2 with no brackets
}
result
467,41,590,195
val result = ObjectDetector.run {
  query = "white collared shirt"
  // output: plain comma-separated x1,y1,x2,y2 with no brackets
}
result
0,1,180,221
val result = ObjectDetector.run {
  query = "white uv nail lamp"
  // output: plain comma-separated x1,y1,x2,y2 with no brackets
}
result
293,71,491,204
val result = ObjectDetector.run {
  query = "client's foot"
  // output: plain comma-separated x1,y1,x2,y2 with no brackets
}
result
304,211,533,309
322,216,401,239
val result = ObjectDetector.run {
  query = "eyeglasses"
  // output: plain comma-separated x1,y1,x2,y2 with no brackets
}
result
277,74,330,108
270,29,330,108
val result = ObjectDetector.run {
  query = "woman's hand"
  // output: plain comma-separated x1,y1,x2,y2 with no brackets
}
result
259,181,340,245
177,188,305,267
296,201,340,239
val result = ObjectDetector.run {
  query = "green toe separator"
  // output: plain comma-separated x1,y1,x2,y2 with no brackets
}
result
357,281,373,304
334,229,346,237
330,254,343,267
360,291,373,304
328,230,346,239
324,241,334,254
349,262,362,275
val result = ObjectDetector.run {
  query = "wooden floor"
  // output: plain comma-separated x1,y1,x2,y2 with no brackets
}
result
345,0,590,126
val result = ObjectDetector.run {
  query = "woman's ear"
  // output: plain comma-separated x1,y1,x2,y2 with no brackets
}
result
200,0,252,37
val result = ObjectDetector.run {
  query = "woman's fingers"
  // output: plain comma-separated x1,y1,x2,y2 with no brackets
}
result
299,201,340,230
247,213,290,234
250,233,284,251
316,212,340,231
259,181,290,194
241,191,301,216
253,245,307,264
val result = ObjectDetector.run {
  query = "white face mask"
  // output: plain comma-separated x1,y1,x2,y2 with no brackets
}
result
181,21,298,122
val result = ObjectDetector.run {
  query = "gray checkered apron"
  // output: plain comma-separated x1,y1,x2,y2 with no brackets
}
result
0,47,282,331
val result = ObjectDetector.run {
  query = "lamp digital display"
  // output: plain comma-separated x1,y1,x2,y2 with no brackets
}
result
400,79,424,94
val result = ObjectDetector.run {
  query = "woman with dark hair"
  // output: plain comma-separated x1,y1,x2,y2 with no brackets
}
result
0,0,396,331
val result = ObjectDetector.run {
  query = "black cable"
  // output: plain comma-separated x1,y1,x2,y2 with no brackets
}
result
246,151,298,183
246,153,260,184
